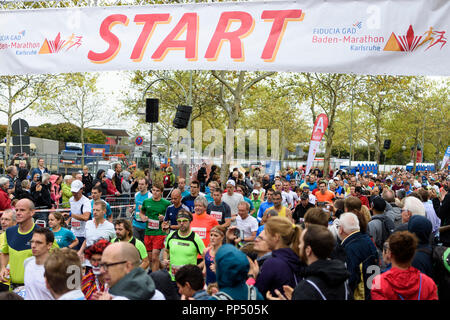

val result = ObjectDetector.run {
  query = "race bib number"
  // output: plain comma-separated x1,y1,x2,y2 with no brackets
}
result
191,227,207,239
71,220,81,228
210,211,223,222
147,219,160,230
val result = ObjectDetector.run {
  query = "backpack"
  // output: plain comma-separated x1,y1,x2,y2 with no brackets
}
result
371,215,395,250
213,285,258,300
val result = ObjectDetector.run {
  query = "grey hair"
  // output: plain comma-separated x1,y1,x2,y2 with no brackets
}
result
2,208,16,222
42,173,51,183
339,212,360,234
0,177,9,187
64,175,73,182
194,195,208,208
402,196,425,217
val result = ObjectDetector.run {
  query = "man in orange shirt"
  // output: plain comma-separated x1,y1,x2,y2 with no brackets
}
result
315,180,335,204
191,195,218,249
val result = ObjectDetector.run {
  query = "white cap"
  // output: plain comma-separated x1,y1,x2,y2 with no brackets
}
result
226,179,236,186
252,189,259,194
71,179,83,193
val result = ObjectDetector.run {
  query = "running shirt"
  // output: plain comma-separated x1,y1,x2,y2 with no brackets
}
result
266,205,290,218
141,197,171,236
165,230,205,280
164,203,191,227
52,227,76,248
206,201,231,225
315,190,335,203
181,194,197,213
84,220,116,247
24,256,54,300
111,237,148,260
134,191,152,230
70,195,92,238
1,224,59,285
221,193,244,215
204,247,216,285
190,213,219,248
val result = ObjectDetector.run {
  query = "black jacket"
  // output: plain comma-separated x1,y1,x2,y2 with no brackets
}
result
292,202,315,222
31,183,54,209
82,173,93,195
292,259,351,300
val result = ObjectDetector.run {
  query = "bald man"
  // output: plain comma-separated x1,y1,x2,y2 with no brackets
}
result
0,199,58,289
163,189,190,231
97,242,165,300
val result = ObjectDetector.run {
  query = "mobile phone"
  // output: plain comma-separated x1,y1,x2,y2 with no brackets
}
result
233,228,244,239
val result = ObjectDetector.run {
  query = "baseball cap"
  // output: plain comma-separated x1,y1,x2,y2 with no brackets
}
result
252,189,260,194
71,179,84,193
226,179,236,186
371,196,386,212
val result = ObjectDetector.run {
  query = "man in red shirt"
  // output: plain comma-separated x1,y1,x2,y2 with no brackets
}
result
355,186,369,208
190,195,218,249
0,178,12,211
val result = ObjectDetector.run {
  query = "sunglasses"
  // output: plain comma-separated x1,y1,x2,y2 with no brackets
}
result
177,219,189,223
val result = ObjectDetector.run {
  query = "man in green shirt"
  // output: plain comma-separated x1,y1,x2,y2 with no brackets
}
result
111,218,149,271
162,210,205,281
0,199,58,289
139,181,171,272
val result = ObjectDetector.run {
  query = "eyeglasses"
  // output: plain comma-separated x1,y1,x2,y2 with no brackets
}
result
99,261,127,271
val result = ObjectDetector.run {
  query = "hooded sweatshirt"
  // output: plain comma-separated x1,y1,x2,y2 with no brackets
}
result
255,247,305,297
93,169,108,196
371,266,437,300
109,267,156,300
292,259,351,300
408,215,433,277
210,244,264,300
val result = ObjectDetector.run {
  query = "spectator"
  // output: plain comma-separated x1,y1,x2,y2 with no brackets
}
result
395,196,426,232
0,177,12,211
30,158,49,182
383,189,402,227
92,169,108,197
44,248,85,300
371,231,438,300
60,175,73,208
337,212,378,300
49,174,62,207
0,209,16,291
417,188,441,238
82,166,93,197
407,215,433,278
175,264,209,300
210,244,264,300
254,216,303,297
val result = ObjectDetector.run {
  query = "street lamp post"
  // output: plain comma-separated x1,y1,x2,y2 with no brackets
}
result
349,87,354,170
141,77,189,183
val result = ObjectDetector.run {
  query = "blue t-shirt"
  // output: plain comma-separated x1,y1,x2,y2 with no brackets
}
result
244,197,255,211
52,227,76,248
90,199,112,220
181,190,190,198
205,193,214,203
164,203,190,226
256,224,265,237
133,191,152,230
257,201,273,222
181,194,197,213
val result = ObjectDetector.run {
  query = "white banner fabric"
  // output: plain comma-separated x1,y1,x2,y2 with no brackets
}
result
0,0,449,76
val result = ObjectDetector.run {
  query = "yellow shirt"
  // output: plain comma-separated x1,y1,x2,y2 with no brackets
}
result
267,206,289,218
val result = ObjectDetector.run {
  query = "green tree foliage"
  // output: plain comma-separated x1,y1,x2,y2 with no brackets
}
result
28,123,106,144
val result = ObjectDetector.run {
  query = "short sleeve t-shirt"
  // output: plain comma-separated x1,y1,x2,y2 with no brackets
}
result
164,204,190,226
70,195,92,238
206,201,231,225
111,237,148,260
165,230,205,280
236,215,259,239
134,191,152,230
267,206,290,218
84,220,116,247
181,194,197,213
52,227,76,248
141,197,171,236
24,257,54,300
315,190,335,203
221,193,244,215
190,213,219,248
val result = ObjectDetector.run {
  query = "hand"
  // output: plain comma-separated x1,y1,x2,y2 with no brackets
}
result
77,251,84,263
36,184,42,192
158,215,164,222
226,226,238,243
282,285,294,300
247,257,259,279
161,221,170,232
209,263,216,273
96,292,113,300
0,268,8,282
162,259,170,270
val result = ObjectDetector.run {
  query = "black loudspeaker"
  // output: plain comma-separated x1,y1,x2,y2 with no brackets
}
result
145,98,159,123
173,105,192,129
383,139,391,150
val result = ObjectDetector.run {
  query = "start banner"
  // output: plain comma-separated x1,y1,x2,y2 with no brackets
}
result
0,0,449,76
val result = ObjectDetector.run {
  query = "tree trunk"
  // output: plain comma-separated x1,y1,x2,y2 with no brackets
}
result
375,113,381,164
81,126,85,167
367,142,371,161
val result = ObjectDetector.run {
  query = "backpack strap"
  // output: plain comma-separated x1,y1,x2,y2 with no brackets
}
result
247,285,257,300
213,292,233,300
305,279,327,300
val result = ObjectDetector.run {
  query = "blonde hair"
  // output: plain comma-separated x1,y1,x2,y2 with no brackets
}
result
265,216,302,256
